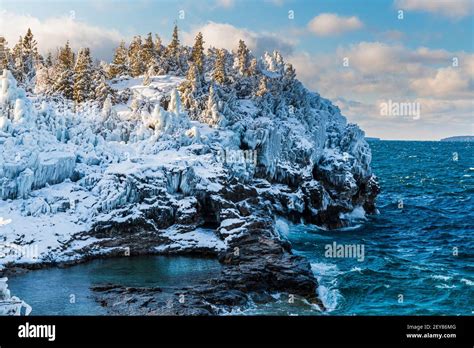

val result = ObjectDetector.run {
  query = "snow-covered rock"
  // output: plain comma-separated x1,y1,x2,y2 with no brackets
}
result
0,277,31,315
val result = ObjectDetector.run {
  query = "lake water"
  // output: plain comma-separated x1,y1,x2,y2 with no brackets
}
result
7,256,221,315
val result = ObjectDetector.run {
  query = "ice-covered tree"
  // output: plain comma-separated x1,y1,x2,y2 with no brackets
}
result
178,62,203,115
34,63,54,95
165,24,182,74
190,32,205,74
109,40,129,78
44,52,53,67
73,48,93,103
128,36,144,77
256,76,269,97
21,28,39,86
236,40,250,76
0,37,9,74
282,63,296,92
142,33,155,69
167,24,180,60
11,37,23,83
94,72,114,104
155,34,164,57
52,41,74,99
212,49,227,85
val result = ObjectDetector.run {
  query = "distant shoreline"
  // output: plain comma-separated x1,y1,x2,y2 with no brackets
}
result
366,136,474,142
440,136,474,142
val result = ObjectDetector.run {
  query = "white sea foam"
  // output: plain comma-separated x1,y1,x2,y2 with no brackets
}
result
431,275,452,281
350,267,363,273
311,262,342,312
460,278,474,286
436,284,456,289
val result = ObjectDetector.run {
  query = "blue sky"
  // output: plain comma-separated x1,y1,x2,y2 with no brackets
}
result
1,0,473,139
3,0,473,53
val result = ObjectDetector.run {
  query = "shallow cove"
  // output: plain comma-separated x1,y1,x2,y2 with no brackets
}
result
7,255,222,315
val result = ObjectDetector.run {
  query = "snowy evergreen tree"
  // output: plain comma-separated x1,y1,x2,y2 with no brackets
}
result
142,33,155,69
212,49,227,85
93,65,114,104
256,76,269,97
34,63,54,95
248,57,258,76
190,32,204,74
21,28,39,86
109,40,129,78
45,52,53,67
178,62,203,116
52,41,74,99
73,48,93,103
155,34,164,57
282,63,296,92
165,24,181,74
205,83,220,126
236,40,250,76
128,36,144,77
0,37,9,74
11,37,24,83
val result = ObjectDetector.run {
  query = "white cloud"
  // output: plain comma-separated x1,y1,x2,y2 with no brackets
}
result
0,10,123,61
215,0,235,8
410,66,473,98
395,0,474,19
288,42,474,140
307,13,363,36
182,21,296,56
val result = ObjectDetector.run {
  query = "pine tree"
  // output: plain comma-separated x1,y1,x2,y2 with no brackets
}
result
57,41,74,70
142,33,155,69
237,40,250,76
248,57,258,76
190,32,204,74
45,52,53,67
73,47,92,103
128,36,144,77
91,63,113,103
165,24,181,74
282,63,296,92
256,76,269,97
52,41,74,99
212,49,227,85
12,37,23,82
109,40,129,78
205,83,221,126
34,63,54,95
178,62,202,113
155,34,163,57
15,28,40,89
0,37,9,73
167,24,180,60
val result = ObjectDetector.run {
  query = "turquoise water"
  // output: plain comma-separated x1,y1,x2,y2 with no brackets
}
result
7,256,221,315
284,140,474,315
